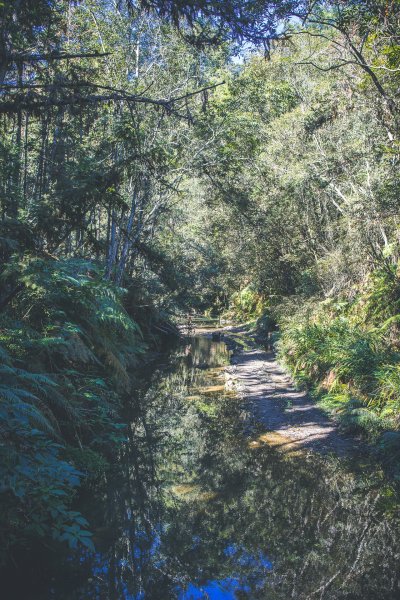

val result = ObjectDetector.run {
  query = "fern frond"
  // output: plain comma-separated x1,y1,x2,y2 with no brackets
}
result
4,399,58,438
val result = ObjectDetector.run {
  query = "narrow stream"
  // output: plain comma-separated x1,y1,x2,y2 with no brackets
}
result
8,336,400,599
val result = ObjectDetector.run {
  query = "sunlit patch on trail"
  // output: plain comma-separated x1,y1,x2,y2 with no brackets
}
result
249,431,305,456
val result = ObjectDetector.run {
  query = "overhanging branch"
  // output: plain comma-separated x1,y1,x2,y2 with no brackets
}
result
0,81,225,114
10,51,112,63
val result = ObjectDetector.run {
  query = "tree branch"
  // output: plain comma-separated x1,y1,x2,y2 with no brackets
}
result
0,81,225,114
296,60,356,72
10,51,111,63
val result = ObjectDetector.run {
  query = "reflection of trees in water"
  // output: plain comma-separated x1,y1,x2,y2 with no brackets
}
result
156,392,399,599
39,343,399,599
189,336,230,368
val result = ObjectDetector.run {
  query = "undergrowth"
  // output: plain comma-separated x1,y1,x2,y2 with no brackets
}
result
277,266,400,472
0,257,150,562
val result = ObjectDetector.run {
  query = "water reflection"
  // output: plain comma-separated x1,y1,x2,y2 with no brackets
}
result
184,335,230,369
6,337,400,599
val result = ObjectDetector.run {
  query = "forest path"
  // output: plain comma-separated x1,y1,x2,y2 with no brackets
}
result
208,325,362,456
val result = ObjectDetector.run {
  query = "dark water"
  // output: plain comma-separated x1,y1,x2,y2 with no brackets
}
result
6,337,400,599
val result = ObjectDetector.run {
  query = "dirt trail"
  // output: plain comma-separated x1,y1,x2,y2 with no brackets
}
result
218,325,361,456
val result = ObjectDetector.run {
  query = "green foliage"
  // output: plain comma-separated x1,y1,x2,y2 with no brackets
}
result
2,257,144,386
0,257,147,560
0,394,95,562
2,0,400,572
278,269,400,444
227,285,265,321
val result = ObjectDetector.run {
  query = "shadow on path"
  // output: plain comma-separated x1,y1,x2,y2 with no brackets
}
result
225,340,362,456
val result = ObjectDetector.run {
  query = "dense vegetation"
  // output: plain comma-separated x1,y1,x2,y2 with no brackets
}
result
1,0,400,563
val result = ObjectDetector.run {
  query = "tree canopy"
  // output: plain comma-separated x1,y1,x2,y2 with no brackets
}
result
1,0,400,581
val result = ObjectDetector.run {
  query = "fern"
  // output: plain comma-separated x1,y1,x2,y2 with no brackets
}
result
0,257,148,558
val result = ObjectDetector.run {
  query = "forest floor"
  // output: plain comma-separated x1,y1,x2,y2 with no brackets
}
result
201,324,363,457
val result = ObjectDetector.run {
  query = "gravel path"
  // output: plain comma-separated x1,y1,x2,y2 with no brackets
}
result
220,327,361,456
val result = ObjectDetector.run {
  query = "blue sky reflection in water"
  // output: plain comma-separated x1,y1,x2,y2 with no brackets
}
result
177,545,272,599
